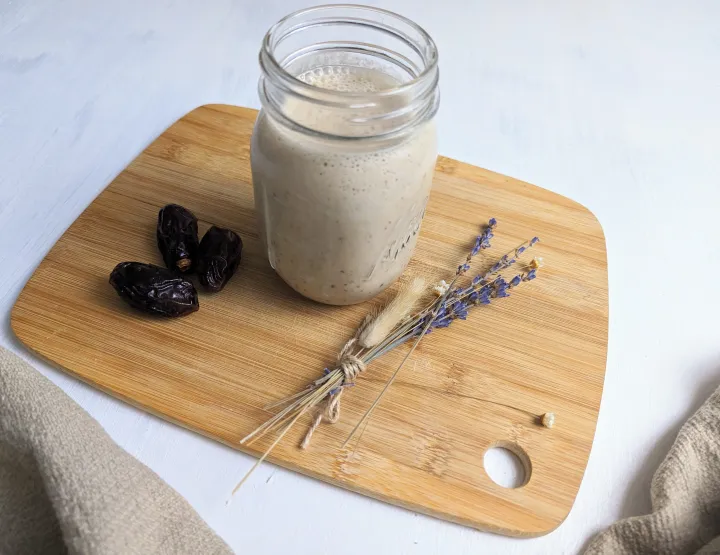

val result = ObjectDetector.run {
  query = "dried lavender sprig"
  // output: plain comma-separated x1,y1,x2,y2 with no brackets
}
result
408,237,538,331
417,274,517,333
418,236,539,333
359,219,500,363
457,236,540,297
457,218,497,275
365,332,415,362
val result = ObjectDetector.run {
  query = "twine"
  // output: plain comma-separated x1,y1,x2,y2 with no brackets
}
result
301,339,366,449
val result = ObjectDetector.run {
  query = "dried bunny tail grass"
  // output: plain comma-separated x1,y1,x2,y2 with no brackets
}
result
358,277,426,349
354,313,374,342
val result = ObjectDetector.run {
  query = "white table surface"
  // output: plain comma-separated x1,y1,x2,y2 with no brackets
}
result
2,1,719,553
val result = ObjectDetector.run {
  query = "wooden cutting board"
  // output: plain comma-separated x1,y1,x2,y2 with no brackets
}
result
11,105,608,537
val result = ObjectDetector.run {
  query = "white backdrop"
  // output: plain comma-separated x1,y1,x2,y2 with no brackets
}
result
1,1,719,553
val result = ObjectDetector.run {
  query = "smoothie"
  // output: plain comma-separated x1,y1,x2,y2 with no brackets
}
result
251,66,437,305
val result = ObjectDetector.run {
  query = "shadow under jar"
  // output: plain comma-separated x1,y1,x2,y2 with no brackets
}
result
251,5,439,305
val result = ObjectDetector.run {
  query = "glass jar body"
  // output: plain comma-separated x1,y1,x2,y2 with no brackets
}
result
250,5,439,305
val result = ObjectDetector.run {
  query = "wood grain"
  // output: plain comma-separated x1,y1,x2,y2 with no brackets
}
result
11,104,608,536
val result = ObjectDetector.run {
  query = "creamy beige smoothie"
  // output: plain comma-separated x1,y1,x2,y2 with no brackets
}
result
251,66,437,305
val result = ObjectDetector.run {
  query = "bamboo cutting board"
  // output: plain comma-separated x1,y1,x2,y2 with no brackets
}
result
11,105,607,537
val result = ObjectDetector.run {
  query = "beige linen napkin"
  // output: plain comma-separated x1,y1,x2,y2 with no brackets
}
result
0,346,232,555
585,385,720,555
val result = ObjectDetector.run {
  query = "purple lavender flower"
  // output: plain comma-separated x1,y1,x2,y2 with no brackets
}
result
451,300,469,320
471,229,494,255
457,218,497,275
494,278,510,298
477,288,491,304
457,262,471,274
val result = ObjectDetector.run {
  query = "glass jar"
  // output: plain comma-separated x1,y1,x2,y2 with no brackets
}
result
251,5,439,305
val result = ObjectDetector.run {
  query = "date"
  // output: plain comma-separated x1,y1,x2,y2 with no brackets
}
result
157,204,199,273
109,262,199,317
197,226,243,292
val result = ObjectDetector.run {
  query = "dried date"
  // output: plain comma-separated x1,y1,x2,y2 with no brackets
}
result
109,262,199,317
157,204,199,273
197,226,243,292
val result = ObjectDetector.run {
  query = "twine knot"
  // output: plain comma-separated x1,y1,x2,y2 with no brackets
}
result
301,341,366,449
338,353,365,384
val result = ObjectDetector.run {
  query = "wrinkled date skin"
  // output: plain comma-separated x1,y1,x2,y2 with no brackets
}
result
157,204,199,273
109,262,199,317
197,226,243,292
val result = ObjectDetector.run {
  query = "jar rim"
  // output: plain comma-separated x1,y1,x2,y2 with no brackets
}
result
261,4,439,100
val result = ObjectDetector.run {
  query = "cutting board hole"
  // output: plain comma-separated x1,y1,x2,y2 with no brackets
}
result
484,442,531,488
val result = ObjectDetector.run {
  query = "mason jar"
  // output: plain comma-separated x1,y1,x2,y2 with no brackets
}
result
251,5,439,305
